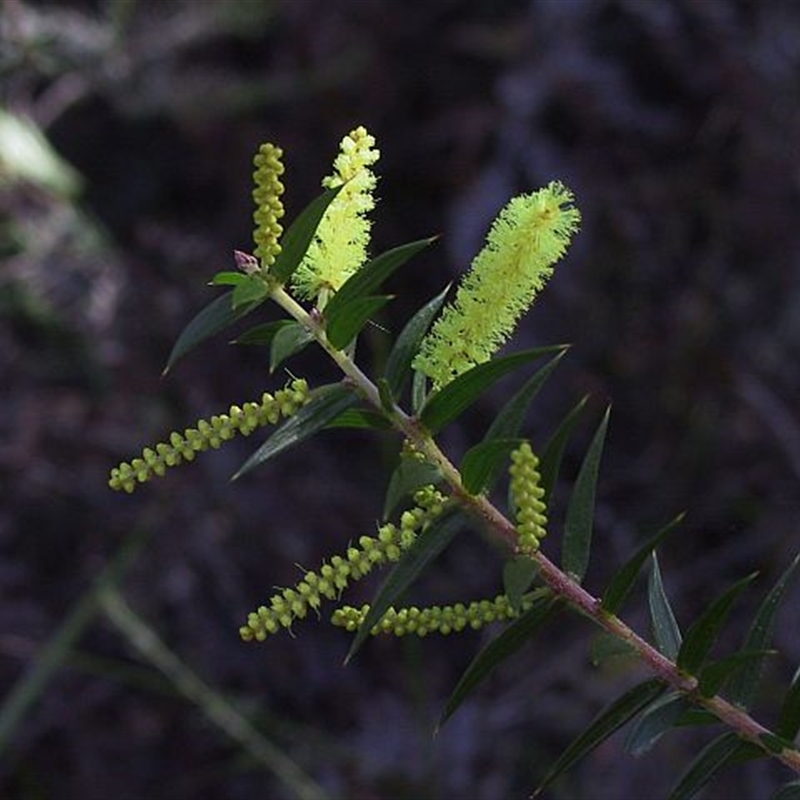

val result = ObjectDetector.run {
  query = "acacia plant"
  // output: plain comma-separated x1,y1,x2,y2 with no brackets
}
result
109,126,800,797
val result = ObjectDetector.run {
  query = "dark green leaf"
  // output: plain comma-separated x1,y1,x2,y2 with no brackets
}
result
675,708,718,728
601,514,685,615
727,552,800,708
503,556,539,614
439,592,557,729
420,346,566,434
667,732,745,800
210,270,247,286
376,377,394,415
412,369,428,414
232,383,357,480
383,457,443,522
535,678,666,797
698,650,775,698
772,782,800,800
677,573,757,674
325,295,392,350
648,553,682,659
345,509,464,664
590,632,636,667
777,666,800,740
270,321,314,372
270,186,342,284
232,274,270,309
760,731,790,755
385,284,450,399
539,395,589,503
324,237,436,321
163,291,265,374
324,408,391,430
460,438,522,496
234,320,294,347
624,692,690,757
561,406,610,583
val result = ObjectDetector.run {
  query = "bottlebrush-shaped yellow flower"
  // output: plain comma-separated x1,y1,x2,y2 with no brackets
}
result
413,182,580,389
252,142,285,268
291,126,379,304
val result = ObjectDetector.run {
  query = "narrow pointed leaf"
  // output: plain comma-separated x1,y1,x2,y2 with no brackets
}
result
210,270,247,287
539,395,589,502
164,290,265,374
503,556,539,614
385,284,450,398
234,320,294,346
772,781,800,800
535,678,666,797
382,457,442,521
777,666,800,740
668,732,745,800
326,295,392,350
345,509,464,663
232,274,270,309
648,553,682,659
269,321,314,372
420,346,566,434
324,237,436,321
270,186,342,283
590,632,636,667
677,573,757,674
602,514,685,615
624,692,690,756
325,408,391,431
439,592,557,728
698,650,775,698
561,406,610,582
412,369,428,414
727,552,800,708
232,383,357,480
460,438,522,496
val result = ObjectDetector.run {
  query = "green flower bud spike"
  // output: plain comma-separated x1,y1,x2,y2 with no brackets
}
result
239,486,447,642
252,142,286,269
291,126,380,305
413,181,580,389
509,441,548,554
108,378,309,493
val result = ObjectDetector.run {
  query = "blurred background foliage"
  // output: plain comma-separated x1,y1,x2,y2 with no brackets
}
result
2,0,800,798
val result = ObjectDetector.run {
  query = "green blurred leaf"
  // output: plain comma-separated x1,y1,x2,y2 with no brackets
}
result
382,457,442,521
439,591,557,729
324,237,436,321
589,632,636,667
503,556,539,614
460,438,522,496
539,395,589,503
677,573,757,674
269,321,314,372
698,650,775,698
777,666,800,740
412,369,428,414
624,691,690,757
345,509,464,664
232,383,358,480
164,291,265,374
420,346,566,434
234,320,295,346
667,732,745,800
727,552,800,708
232,274,270,309
561,406,610,583
326,408,391,431
270,186,342,284
772,781,800,800
210,271,247,287
385,284,450,399
648,553,682,659
601,514,685,616
326,295,392,350
535,678,666,797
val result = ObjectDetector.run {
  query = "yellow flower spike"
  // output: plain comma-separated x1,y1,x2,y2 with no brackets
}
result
509,441,549,554
252,142,285,269
413,182,580,389
291,126,380,303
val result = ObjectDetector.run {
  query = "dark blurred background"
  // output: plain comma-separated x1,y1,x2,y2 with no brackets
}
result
2,0,800,798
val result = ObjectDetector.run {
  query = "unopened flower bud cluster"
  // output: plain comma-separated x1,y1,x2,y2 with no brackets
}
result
252,142,285,268
108,379,309,493
240,485,447,642
509,441,548,554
